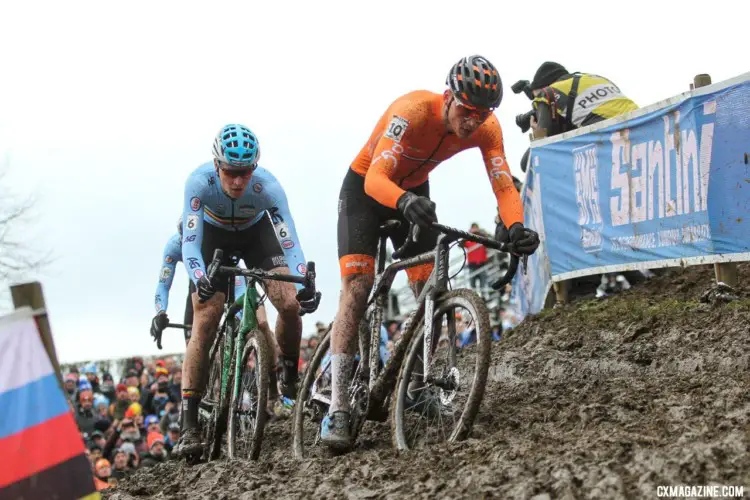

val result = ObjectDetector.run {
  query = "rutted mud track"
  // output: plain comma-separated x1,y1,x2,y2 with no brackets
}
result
108,265,750,499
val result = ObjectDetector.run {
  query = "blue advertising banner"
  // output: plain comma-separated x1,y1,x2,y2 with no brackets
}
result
511,73,750,317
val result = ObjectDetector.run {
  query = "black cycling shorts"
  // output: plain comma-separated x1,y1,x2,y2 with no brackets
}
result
337,168,437,276
190,212,286,296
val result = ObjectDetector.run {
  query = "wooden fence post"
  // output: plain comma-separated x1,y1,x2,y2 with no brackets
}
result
693,74,739,287
11,281,65,389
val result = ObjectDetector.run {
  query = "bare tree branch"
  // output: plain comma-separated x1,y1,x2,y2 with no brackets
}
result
0,158,51,284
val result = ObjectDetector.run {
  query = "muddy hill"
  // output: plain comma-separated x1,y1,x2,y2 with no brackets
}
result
107,264,750,499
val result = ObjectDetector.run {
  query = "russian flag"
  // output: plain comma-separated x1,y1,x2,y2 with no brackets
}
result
0,308,99,500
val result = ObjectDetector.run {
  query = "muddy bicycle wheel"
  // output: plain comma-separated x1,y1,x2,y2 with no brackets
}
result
391,289,492,450
291,325,333,460
227,330,269,461
192,330,226,464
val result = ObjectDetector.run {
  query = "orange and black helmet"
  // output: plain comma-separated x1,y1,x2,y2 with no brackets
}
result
446,55,503,109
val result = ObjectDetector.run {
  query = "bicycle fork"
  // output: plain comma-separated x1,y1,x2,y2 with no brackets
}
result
422,233,451,382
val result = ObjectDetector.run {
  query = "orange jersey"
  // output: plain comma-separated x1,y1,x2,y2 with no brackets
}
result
350,90,523,227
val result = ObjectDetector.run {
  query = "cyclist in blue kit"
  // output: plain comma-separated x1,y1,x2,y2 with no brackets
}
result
173,124,321,457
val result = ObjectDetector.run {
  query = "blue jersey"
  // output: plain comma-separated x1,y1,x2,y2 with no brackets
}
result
181,163,307,289
154,233,248,313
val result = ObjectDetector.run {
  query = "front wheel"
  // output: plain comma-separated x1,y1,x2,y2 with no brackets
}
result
391,289,492,450
227,330,270,461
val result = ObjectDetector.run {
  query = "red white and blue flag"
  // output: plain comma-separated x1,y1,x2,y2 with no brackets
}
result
0,308,99,500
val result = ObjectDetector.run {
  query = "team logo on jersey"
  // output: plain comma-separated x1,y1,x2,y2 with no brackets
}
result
281,239,294,249
194,269,204,280
187,257,200,269
384,115,409,143
190,197,201,211
165,256,174,264
296,263,307,276
253,183,263,193
208,175,216,186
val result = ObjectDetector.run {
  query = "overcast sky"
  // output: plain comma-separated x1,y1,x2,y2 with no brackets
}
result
0,0,747,363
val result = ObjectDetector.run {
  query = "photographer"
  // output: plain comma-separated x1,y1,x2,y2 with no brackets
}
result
514,62,638,171
513,62,642,300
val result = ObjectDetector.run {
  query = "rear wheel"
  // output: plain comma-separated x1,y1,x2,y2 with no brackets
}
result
391,289,492,450
291,326,333,460
227,330,270,460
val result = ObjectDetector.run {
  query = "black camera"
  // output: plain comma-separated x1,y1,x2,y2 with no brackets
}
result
515,110,536,133
511,79,537,133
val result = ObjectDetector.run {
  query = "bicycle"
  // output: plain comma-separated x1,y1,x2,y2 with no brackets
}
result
292,220,520,458
191,249,318,463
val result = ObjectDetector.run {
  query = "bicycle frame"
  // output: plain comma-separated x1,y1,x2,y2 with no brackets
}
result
227,284,261,412
363,222,519,405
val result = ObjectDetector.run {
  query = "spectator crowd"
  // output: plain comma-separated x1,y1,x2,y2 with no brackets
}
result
64,356,182,491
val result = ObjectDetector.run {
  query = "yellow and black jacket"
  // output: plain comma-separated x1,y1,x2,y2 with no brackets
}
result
533,73,638,130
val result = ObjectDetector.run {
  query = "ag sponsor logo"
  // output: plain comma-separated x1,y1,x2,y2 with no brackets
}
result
190,197,201,211
296,263,307,275
186,214,199,231
184,234,197,243
385,115,409,143
187,257,200,269
194,269,204,280
271,255,287,267
281,239,294,249
253,183,263,193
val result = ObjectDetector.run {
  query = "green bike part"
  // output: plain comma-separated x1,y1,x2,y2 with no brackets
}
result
232,286,260,403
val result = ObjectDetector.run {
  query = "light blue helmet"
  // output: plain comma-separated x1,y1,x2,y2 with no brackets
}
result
212,124,260,169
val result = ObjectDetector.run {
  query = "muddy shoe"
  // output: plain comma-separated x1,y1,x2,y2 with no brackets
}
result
320,411,351,451
279,359,299,399
171,428,202,460
273,396,295,419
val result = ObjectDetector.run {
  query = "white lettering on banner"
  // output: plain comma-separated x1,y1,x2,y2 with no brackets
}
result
609,102,715,226
573,144,603,253
613,224,712,253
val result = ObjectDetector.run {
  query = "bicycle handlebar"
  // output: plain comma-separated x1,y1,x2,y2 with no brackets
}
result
391,222,523,290
201,249,319,313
